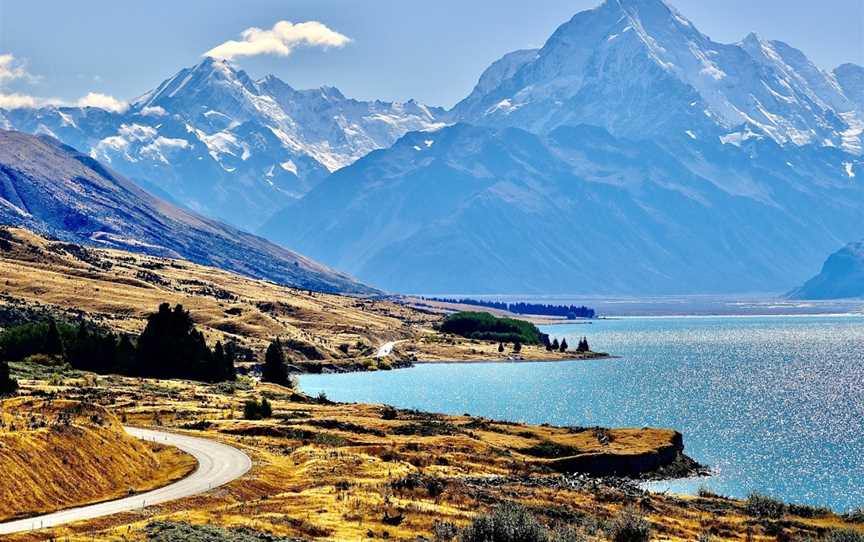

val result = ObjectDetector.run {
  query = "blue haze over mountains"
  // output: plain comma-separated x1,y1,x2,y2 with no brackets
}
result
1,0,863,295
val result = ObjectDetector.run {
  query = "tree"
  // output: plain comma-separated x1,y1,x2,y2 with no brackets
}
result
498,342,504,353
513,340,522,353
0,359,17,396
551,338,560,351
134,303,220,381
44,319,64,357
577,337,590,353
559,338,568,352
262,338,289,386
244,397,272,420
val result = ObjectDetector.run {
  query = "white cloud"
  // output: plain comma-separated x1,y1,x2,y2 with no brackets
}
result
76,92,128,113
0,92,38,109
0,91,127,112
204,20,350,60
0,53,35,84
139,105,167,117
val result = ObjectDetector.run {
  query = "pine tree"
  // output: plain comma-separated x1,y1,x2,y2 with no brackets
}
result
551,338,560,351
498,342,504,353
45,319,64,357
513,340,522,353
559,338,568,352
262,338,289,386
0,358,17,396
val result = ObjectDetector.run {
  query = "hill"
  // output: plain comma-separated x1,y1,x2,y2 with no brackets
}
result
0,227,583,368
0,397,194,522
0,129,373,294
788,242,864,299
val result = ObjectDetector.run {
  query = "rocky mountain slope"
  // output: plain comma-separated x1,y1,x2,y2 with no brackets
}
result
261,0,864,294
261,123,863,294
1,57,444,229
0,130,373,294
788,242,864,299
451,0,863,155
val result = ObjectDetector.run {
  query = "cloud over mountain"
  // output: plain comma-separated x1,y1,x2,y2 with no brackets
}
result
204,20,351,60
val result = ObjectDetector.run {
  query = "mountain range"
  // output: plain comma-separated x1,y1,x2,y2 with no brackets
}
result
0,57,443,230
0,129,373,294
2,0,863,295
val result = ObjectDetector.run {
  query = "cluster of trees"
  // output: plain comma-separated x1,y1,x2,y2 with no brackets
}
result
545,336,590,353
262,338,291,386
426,297,596,319
0,358,16,395
440,312,546,345
0,303,237,383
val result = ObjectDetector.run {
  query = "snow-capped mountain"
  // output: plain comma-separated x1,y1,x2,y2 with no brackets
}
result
0,129,374,294
2,57,444,229
260,0,864,295
451,0,863,155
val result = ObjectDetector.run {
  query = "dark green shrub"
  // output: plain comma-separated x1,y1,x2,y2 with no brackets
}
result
243,397,272,420
606,507,650,542
745,492,786,519
440,312,545,345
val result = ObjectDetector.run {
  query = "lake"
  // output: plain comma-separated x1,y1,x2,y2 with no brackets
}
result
299,315,864,511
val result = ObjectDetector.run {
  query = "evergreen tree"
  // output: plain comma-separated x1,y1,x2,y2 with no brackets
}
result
551,338,560,351
262,338,289,386
559,338,568,352
45,319,64,357
0,358,17,396
498,342,504,353
513,340,522,353
135,303,220,381
116,334,136,374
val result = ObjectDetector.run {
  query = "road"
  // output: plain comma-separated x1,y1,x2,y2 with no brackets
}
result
375,340,400,358
0,427,251,536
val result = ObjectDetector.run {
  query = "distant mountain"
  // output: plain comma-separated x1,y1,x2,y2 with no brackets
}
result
451,0,863,155
261,123,863,294
2,57,444,229
259,0,864,295
0,129,374,294
788,242,864,299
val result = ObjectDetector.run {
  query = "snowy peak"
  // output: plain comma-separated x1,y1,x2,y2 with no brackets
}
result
835,63,864,112
453,0,863,154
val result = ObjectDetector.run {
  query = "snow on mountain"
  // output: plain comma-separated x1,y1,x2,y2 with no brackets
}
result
452,0,863,155
1,57,444,229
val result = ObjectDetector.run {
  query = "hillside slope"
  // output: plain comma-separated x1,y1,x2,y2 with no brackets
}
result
0,397,194,522
262,123,863,294
0,130,373,294
788,242,864,299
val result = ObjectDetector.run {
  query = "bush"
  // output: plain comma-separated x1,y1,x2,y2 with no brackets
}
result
824,530,864,542
745,492,786,519
440,312,545,345
0,358,17,396
243,398,272,420
459,503,586,542
606,507,650,542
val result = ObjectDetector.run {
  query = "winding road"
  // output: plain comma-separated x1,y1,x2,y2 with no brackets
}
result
375,340,401,358
0,427,251,536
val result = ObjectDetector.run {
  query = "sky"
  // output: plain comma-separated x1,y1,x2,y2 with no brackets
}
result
0,0,862,109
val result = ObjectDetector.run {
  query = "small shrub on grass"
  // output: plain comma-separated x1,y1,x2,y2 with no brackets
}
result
823,529,864,542
606,507,650,542
459,503,587,542
745,492,786,519
243,397,272,420
788,502,832,518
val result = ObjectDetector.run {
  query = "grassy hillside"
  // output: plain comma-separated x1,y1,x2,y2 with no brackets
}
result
0,227,588,369
0,397,194,522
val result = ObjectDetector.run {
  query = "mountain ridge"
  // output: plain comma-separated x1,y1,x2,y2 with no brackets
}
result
0,129,375,294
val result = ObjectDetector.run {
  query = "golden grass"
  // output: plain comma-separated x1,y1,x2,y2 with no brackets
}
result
1,373,860,542
0,397,195,523
0,227,582,369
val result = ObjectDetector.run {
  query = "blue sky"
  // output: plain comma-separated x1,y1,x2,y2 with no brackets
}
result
0,0,861,108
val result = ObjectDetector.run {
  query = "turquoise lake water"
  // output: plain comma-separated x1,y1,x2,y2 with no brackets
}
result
299,315,864,511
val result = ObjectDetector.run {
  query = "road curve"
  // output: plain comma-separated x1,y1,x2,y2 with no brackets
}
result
375,340,402,358
0,427,251,536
